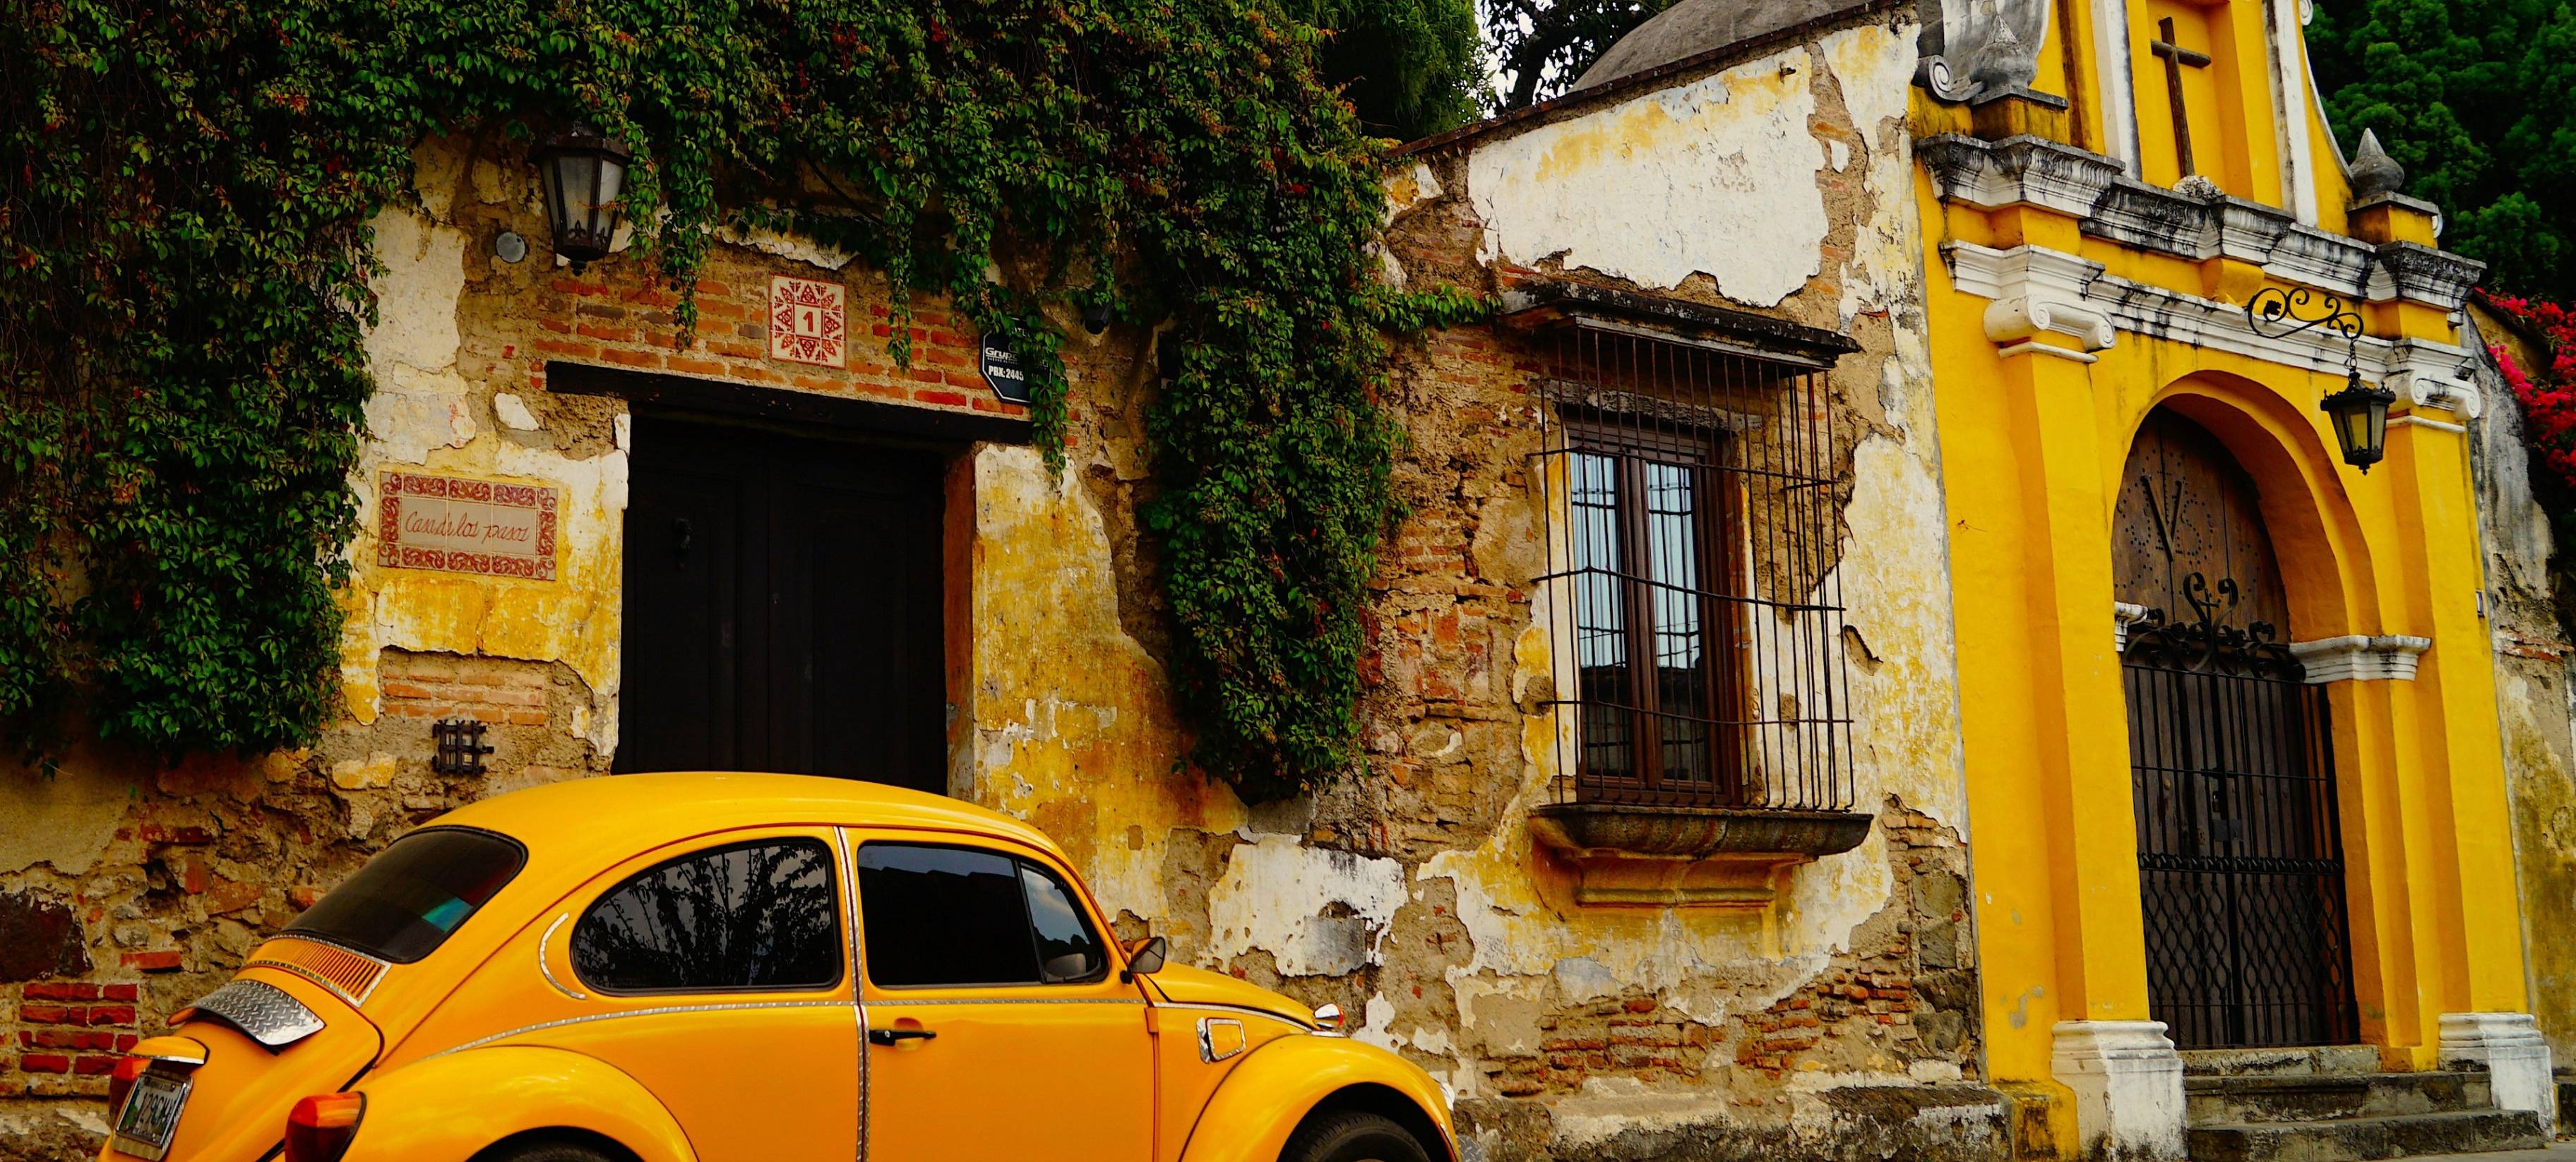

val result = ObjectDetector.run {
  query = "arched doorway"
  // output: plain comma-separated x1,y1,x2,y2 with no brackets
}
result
2115,407,2359,1049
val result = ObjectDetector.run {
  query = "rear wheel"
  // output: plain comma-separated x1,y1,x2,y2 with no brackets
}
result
472,1139,619,1162
1281,1109,1433,1162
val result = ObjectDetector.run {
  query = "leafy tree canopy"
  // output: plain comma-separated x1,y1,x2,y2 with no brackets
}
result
2310,0,2576,298
1300,0,1486,137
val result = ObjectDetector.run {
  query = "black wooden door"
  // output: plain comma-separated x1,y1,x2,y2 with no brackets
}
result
616,415,948,793
2116,409,2356,1048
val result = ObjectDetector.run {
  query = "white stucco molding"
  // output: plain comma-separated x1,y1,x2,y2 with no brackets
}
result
1945,242,2118,359
2289,635,2432,683
2053,1020,2188,1161
1945,240,2486,388
2385,338,2483,419
2113,601,2151,652
2439,1012,2558,1124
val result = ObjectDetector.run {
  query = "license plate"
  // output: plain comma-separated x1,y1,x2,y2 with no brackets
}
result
111,1070,191,1161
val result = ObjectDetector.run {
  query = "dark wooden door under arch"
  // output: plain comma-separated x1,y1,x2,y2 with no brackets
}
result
2115,409,2358,1049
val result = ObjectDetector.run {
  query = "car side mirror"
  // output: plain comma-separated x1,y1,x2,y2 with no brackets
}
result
1121,935,1167,982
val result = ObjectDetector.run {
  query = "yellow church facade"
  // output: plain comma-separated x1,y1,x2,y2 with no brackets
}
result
1907,0,2546,1157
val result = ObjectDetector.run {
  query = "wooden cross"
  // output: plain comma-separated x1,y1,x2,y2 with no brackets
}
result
2150,16,2213,178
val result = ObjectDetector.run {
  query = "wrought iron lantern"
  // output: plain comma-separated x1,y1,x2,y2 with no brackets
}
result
2247,287,2390,473
529,123,632,273
2318,370,2396,474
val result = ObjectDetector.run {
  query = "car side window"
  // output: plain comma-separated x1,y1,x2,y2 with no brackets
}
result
856,843,1107,987
571,838,843,994
1022,863,1108,983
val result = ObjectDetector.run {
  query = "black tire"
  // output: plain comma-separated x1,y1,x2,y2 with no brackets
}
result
1281,1109,1434,1162
472,1138,619,1162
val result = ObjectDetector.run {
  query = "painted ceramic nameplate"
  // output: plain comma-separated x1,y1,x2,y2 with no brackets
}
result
378,472,559,580
769,275,847,368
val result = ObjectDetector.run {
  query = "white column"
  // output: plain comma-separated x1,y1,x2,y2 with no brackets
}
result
2053,1020,2188,1160
2090,0,2140,176
2439,1012,2558,1123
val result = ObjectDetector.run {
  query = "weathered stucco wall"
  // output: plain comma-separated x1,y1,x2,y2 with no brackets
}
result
2469,309,2576,1064
0,9,1988,1161
1350,11,1993,1159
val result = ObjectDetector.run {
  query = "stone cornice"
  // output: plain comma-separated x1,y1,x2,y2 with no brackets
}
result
2369,241,2487,313
1919,134,2125,219
1920,135,2475,311
2289,635,2432,683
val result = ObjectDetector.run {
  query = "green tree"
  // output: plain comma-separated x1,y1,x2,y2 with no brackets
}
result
1483,0,1676,112
1299,0,1486,138
2310,0,2576,299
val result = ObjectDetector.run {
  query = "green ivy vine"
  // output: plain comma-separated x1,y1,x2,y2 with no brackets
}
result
2,0,1480,796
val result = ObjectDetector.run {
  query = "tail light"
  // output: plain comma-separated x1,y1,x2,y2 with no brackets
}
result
107,1055,153,1116
285,1092,366,1162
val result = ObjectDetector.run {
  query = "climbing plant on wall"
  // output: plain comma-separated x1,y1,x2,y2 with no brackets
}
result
0,0,1479,794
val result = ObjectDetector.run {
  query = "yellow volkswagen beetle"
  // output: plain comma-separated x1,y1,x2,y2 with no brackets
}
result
100,773,1453,1162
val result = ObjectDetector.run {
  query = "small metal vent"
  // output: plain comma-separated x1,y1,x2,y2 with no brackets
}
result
246,937,390,1008
1533,324,1855,811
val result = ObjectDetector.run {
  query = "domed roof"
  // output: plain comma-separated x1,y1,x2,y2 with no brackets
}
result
1571,0,1858,91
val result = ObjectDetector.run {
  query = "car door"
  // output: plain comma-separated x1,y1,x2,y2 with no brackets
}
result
526,829,859,1162
851,834,1154,1159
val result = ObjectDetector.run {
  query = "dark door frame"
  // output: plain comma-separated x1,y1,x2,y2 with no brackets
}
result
563,361,1019,793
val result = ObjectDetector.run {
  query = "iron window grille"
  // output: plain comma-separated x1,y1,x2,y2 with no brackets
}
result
1534,325,1856,812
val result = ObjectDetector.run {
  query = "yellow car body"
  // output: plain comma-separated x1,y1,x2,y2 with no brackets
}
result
100,774,1453,1162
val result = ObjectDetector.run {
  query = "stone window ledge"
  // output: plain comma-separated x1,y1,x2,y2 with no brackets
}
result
1529,803,1873,914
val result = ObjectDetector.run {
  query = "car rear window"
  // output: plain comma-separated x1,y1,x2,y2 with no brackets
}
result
284,827,527,963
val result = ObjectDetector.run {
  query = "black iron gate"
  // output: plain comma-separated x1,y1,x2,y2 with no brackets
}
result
2126,572,2358,1049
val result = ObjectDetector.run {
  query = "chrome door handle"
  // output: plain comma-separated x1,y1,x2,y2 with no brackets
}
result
868,1027,936,1046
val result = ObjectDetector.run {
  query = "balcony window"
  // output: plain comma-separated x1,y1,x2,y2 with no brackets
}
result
1537,324,1855,813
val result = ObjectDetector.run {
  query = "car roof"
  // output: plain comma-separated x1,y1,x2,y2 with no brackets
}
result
429,772,1068,887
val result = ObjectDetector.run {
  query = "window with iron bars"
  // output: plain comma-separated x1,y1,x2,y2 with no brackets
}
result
1534,325,1856,812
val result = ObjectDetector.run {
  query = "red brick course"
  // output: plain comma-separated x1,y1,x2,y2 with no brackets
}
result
9,981,144,1092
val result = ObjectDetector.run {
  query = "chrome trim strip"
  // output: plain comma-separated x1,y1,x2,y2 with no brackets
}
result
537,914,589,1000
424,1000,854,1060
837,826,868,1162
866,997,1146,1007
1151,1000,1313,1031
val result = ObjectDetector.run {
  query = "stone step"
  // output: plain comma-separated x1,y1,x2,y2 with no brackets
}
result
2188,1108,2548,1162
2185,1045,2387,1078
2187,1072,2497,1124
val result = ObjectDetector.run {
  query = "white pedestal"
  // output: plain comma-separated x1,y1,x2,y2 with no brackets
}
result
2439,1012,2558,1124
2053,1019,2187,1160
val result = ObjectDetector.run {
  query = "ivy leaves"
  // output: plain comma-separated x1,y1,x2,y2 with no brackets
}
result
4,0,1476,794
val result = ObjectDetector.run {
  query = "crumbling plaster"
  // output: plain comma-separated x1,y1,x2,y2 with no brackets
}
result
1466,50,1831,307
3,23,1986,1157
2470,311,2576,1061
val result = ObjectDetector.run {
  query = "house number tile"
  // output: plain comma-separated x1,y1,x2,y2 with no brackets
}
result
769,275,847,368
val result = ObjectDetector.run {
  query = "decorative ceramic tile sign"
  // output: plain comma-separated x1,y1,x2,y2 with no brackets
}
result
378,472,559,580
769,275,847,367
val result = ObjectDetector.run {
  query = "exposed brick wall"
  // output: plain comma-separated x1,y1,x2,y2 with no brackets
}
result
381,652,551,728
505,274,1027,421
6,985,143,1097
